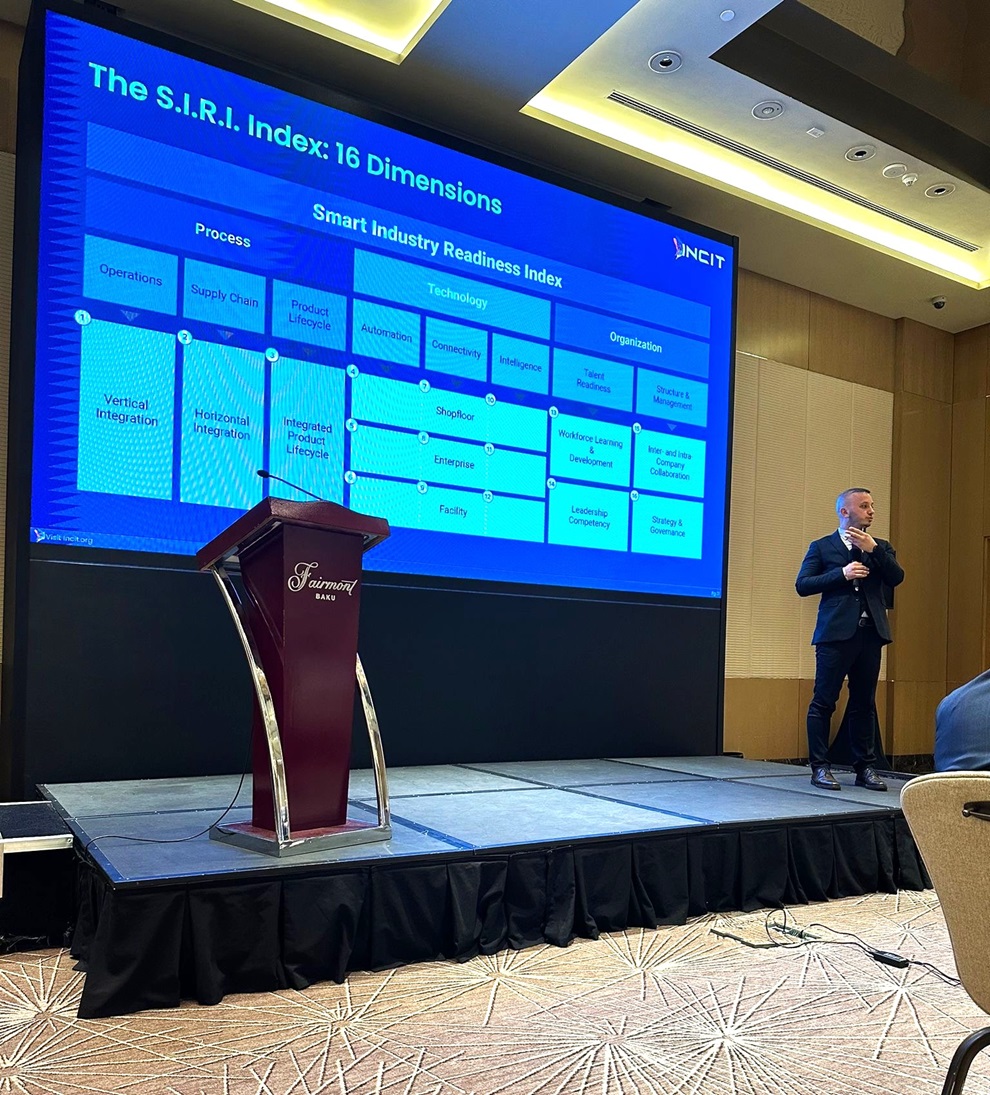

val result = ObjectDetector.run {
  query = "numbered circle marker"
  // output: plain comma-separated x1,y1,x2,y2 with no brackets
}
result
265,347,279,363
419,379,431,393
483,490,494,503
547,477,557,490
630,490,640,501
549,406,559,418
484,442,495,456
416,481,428,495
418,432,429,445
345,418,358,433
177,330,193,345
344,470,357,485
346,364,360,378
74,309,91,326
632,422,642,434
485,393,496,406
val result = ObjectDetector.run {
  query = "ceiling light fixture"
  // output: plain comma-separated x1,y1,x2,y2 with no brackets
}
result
719,9,736,20
845,144,876,162
648,50,682,73
925,183,956,197
522,92,986,287
228,0,452,62
881,163,908,178
752,100,784,119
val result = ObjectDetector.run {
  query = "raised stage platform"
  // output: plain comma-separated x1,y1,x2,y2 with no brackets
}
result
42,756,929,1018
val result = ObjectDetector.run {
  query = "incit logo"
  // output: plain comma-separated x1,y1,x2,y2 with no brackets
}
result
673,236,726,269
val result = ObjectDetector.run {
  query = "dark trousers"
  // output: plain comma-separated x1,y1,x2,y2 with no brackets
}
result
807,624,883,768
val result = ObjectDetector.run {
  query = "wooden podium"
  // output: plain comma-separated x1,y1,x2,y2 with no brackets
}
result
197,497,391,856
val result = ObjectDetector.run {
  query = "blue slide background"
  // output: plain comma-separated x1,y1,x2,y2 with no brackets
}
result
30,10,734,599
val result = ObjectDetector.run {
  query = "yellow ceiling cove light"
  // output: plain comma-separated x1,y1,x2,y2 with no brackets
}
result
229,0,453,62
523,92,988,290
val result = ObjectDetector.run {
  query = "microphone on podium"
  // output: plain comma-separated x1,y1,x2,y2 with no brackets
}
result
256,469,326,503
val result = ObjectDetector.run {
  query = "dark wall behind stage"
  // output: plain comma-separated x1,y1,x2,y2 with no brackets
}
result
7,558,722,796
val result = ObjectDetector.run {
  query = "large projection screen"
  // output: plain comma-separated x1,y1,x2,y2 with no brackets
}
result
3,0,737,796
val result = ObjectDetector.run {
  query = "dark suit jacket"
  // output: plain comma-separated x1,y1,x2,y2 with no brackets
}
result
796,531,904,645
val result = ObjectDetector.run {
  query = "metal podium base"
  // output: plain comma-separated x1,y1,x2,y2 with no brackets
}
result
210,819,392,858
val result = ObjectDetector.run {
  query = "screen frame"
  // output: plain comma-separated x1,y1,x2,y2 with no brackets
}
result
3,0,737,795
11,0,738,597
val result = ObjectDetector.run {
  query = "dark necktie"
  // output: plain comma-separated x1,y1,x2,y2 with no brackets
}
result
850,544,866,608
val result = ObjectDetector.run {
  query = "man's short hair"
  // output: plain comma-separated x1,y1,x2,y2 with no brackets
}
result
836,487,871,514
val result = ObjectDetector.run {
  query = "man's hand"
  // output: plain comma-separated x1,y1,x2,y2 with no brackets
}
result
843,561,869,581
848,527,877,554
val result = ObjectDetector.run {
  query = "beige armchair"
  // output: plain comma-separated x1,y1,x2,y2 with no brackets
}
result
901,773,990,1095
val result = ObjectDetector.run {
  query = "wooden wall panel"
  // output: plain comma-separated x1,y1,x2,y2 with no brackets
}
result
850,384,894,540
725,354,758,677
723,678,802,759
890,680,942,756
947,397,985,685
750,360,809,677
0,22,22,157
808,295,896,390
887,392,950,682
895,318,953,403
725,355,893,693
953,327,989,402
735,270,810,369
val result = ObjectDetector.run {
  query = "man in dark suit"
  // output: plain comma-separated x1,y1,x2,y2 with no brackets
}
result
796,488,904,791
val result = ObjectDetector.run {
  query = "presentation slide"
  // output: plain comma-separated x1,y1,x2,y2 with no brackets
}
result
30,10,735,599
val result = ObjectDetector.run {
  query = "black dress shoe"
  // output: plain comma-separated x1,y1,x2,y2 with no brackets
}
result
811,765,840,790
855,767,888,791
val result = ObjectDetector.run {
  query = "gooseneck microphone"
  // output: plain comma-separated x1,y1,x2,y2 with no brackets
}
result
256,469,326,502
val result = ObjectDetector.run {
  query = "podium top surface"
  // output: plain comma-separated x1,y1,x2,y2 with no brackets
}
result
196,497,390,571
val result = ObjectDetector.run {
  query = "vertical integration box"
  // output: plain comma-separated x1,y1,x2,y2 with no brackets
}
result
77,319,176,499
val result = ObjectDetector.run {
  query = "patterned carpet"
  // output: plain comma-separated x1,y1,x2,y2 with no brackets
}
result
0,891,987,1094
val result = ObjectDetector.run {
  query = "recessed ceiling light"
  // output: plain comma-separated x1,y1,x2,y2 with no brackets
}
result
648,50,682,74
881,163,908,178
752,101,784,120
844,144,876,162
719,9,736,20
925,183,956,197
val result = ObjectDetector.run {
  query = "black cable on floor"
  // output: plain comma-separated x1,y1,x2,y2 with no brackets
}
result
708,904,961,987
